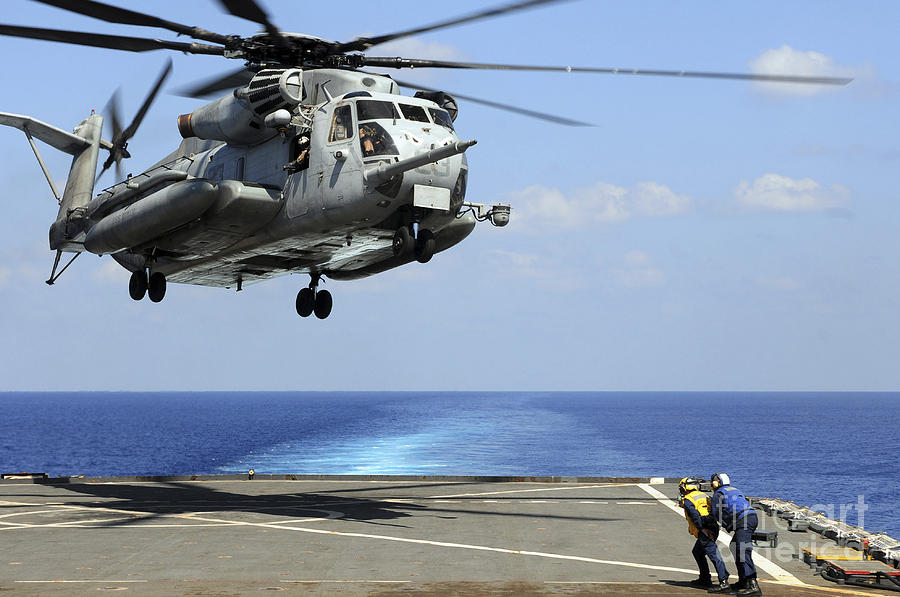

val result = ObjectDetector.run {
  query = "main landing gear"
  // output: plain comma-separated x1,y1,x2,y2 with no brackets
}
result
129,269,166,303
393,225,435,263
295,274,332,319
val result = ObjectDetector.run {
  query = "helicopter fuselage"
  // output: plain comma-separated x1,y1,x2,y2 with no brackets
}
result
92,70,478,289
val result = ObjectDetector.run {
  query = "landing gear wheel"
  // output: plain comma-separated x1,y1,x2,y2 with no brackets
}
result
128,270,147,301
415,228,436,263
393,226,413,256
147,272,166,303
296,287,315,317
314,289,333,319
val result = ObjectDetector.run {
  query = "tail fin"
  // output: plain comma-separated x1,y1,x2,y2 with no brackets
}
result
1,111,104,251
50,114,104,252
0,111,104,282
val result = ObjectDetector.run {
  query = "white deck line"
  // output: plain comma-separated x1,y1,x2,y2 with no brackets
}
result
430,483,631,498
637,483,805,586
181,512,698,575
15,580,148,583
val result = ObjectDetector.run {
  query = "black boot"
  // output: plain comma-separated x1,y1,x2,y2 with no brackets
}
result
690,576,713,588
736,578,761,596
707,579,731,593
730,578,746,592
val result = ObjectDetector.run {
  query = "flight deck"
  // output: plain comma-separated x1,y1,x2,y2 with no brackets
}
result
1,476,895,596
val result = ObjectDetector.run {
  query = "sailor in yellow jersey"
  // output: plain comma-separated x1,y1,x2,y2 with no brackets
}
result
679,477,730,593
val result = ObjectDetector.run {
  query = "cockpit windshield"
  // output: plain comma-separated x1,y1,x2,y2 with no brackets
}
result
428,108,454,131
356,100,400,121
399,104,430,123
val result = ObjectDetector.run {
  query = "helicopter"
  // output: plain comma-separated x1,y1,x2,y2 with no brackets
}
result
0,0,851,320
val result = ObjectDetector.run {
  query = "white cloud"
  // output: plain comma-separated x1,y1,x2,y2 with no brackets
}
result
492,250,539,269
92,258,130,284
364,37,468,85
749,45,857,96
615,251,665,288
366,37,467,62
509,181,691,232
0,244,50,287
489,250,582,291
735,173,849,212
632,182,692,217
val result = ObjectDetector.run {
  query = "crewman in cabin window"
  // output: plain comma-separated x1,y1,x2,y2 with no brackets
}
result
710,473,762,596
284,134,310,173
679,477,730,592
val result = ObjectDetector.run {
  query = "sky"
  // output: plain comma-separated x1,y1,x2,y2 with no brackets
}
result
0,0,897,391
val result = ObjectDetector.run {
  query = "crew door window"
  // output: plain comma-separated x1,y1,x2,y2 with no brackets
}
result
329,105,354,142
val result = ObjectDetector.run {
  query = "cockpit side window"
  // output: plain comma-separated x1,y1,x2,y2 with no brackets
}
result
329,104,354,142
357,100,400,121
359,122,398,158
399,104,430,123
428,108,454,131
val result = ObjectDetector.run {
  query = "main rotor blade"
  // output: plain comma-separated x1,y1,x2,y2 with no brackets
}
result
363,57,854,86
394,79,593,127
0,24,225,54
335,0,573,53
31,0,231,45
176,67,256,98
217,0,285,45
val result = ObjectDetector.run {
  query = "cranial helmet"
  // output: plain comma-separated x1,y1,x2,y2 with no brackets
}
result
679,477,701,496
710,472,731,490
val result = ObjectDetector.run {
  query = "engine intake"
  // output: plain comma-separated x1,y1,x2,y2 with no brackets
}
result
177,69,303,145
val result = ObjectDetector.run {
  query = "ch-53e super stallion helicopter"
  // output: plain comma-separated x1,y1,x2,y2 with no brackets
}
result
0,0,850,319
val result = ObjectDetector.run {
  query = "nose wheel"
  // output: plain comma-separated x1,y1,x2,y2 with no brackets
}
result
295,274,332,319
415,228,435,263
393,225,436,264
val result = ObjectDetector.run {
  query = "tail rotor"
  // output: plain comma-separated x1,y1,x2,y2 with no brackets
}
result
97,57,172,183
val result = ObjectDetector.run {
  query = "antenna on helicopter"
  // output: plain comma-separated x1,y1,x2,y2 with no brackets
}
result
321,83,334,104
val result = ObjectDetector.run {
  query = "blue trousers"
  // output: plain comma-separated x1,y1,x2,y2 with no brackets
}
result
692,535,729,582
730,513,758,580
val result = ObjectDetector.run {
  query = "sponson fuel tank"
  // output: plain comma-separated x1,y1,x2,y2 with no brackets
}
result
84,180,218,255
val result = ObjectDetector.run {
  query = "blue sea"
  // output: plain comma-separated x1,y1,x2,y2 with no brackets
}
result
1,392,897,537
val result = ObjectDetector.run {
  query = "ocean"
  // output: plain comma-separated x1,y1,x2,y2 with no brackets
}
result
1,391,897,537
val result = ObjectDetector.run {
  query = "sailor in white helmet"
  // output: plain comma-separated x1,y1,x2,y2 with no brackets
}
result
710,473,761,596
